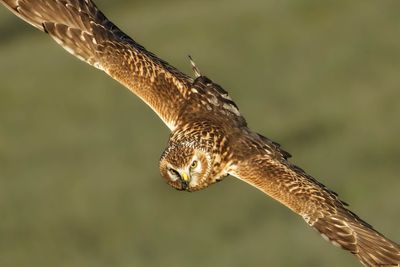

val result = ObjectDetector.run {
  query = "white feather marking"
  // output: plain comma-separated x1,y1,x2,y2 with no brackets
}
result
93,62,104,71
32,10,43,18
208,94,219,106
64,45,76,55
321,231,342,248
223,103,241,116
331,240,342,248
80,33,86,41
303,215,312,224
221,94,233,101
52,36,64,47
321,233,330,242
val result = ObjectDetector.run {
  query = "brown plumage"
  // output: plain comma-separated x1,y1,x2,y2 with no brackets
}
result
1,0,399,266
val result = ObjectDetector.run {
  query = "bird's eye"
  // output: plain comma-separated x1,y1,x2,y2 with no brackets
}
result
168,168,179,176
190,160,198,170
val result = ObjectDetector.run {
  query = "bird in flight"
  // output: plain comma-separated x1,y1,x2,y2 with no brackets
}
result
1,0,399,266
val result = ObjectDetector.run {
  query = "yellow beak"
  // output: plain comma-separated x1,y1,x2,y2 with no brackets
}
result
181,172,190,182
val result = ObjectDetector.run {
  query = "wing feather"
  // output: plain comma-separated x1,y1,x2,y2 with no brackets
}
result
230,137,400,266
0,0,193,130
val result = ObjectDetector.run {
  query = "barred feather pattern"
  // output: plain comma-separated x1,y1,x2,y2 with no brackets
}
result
1,1,399,266
0,0,193,130
231,144,400,267
311,208,400,266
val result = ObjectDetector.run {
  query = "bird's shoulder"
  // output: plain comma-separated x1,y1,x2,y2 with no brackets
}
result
175,75,247,128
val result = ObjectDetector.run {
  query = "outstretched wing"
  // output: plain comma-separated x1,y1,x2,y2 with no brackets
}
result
0,0,194,130
229,136,400,266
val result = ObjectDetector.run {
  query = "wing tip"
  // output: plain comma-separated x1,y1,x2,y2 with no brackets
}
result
311,209,400,266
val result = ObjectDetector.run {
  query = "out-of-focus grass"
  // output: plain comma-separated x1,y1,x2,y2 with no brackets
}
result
0,0,399,266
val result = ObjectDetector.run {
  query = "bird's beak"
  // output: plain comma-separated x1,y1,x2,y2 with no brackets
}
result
181,172,190,183
181,172,190,190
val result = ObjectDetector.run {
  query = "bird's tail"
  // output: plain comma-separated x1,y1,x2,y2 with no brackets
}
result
310,206,400,266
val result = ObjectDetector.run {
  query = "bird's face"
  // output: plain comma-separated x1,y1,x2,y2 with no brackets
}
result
159,144,212,192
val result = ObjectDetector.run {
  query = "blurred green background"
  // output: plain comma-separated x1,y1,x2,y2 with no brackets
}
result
0,0,399,266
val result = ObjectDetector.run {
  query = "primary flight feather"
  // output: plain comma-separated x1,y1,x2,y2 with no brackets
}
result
1,0,399,266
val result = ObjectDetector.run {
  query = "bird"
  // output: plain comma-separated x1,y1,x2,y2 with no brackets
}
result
0,0,399,266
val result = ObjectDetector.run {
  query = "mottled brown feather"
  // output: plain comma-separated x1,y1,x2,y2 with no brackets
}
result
1,1,399,266
0,0,193,129
230,136,400,266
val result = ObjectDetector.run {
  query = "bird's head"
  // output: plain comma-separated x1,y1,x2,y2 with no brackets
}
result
159,141,213,192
